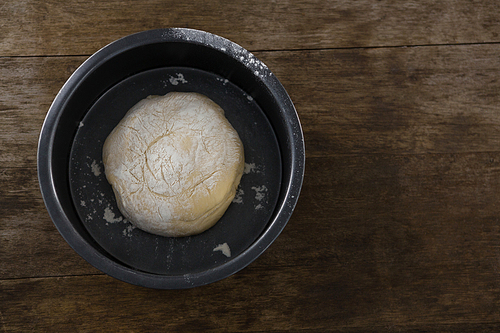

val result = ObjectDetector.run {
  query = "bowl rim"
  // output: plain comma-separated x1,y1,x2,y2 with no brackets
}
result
37,28,305,289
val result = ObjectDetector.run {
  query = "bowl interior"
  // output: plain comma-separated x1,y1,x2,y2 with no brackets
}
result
69,66,282,275
40,29,304,288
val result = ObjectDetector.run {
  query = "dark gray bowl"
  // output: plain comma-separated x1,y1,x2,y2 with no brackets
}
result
37,28,305,289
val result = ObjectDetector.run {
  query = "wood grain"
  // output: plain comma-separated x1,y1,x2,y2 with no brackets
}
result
260,44,500,157
1,257,500,332
1,0,499,56
2,0,500,331
3,151,500,279
2,44,500,170
2,44,500,281
0,56,81,169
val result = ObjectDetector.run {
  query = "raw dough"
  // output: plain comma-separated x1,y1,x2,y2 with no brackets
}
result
103,92,244,237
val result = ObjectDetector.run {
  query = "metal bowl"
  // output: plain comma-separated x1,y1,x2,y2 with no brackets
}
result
37,28,305,289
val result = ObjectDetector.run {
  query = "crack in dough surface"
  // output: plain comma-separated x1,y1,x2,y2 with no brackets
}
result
103,92,244,237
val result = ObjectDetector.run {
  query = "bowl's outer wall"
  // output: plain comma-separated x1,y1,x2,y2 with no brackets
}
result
38,28,305,289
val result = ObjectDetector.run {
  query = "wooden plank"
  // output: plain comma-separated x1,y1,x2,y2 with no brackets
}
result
4,150,500,329
1,258,500,332
278,152,500,265
4,0,500,331
262,44,500,157
2,44,500,279
2,44,500,170
0,167,101,279
1,0,499,56
3,150,500,290
0,56,110,278
0,56,84,168
2,41,500,331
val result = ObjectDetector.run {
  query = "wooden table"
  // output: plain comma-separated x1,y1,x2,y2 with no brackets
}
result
2,1,500,331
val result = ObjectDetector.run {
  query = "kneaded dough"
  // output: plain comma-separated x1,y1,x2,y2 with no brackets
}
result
103,92,244,237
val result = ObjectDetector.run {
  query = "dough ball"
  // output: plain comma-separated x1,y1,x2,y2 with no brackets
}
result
103,92,244,237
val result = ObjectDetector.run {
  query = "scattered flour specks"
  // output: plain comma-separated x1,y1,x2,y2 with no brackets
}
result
103,206,123,223
213,243,231,257
184,274,193,284
244,162,259,174
90,160,101,176
251,185,268,201
246,94,254,101
169,73,188,85
216,77,229,85
234,49,270,79
80,200,86,207
122,223,136,237
232,188,244,204
79,121,84,128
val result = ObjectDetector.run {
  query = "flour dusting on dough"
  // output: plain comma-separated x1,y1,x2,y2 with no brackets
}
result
213,243,231,257
102,92,244,237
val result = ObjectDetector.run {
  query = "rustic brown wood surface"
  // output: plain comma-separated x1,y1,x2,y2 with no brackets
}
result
2,0,500,332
